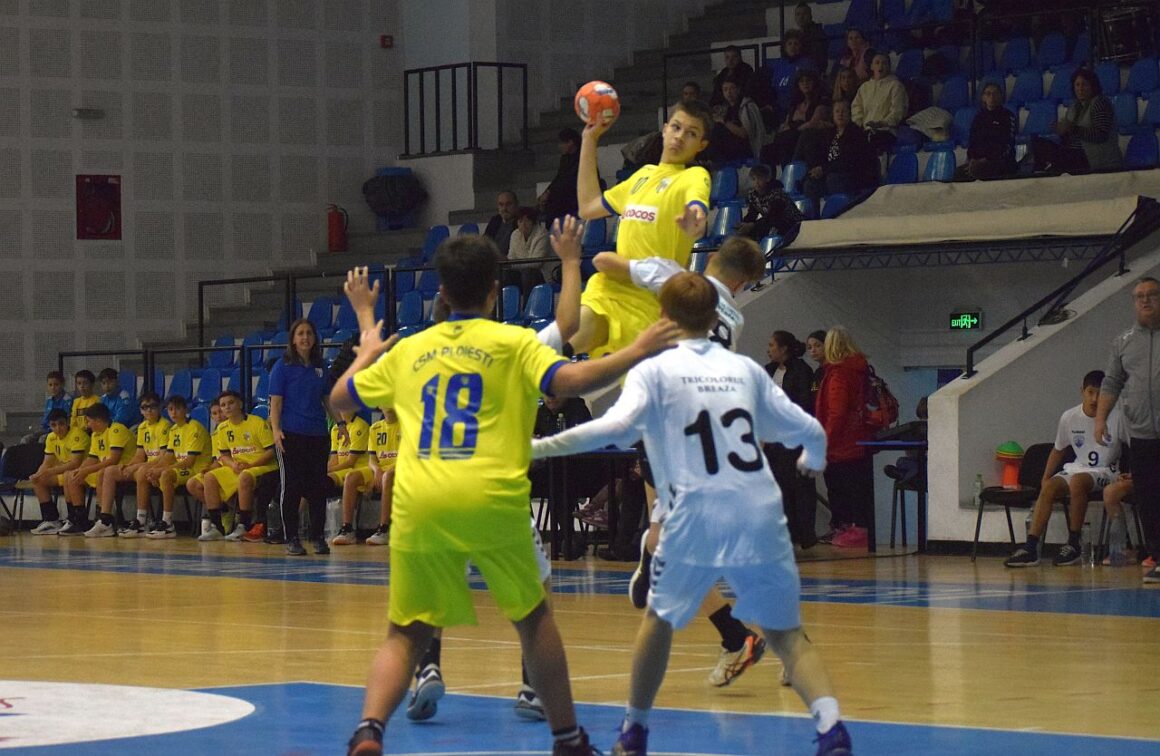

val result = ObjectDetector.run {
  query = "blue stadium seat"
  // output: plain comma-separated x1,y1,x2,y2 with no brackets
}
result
820,193,851,219
151,367,165,397
394,267,416,298
396,325,423,338
844,0,875,27
306,295,336,333
501,285,521,324
523,284,554,323
1095,62,1121,96
416,269,440,299
195,368,222,407
208,335,235,369
457,222,479,235
168,369,193,401
1124,131,1160,170
824,24,846,61
952,106,978,147
251,404,270,421
1021,100,1059,137
894,49,925,84
1144,91,1160,126
693,201,742,250
188,404,209,430
781,161,807,195
973,40,996,75
274,299,303,332
710,166,739,204
266,330,289,364
1047,65,1077,101
419,225,450,263
885,151,919,184
253,367,270,405
1113,93,1140,130
1007,69,1045,108
998,37,1031,72
239,332,264,370
397,290,425,328
1071,31,1090,66
759,235,785,256
922,150,956,182
793,196,818,220
324,330,351,362
334,298,359,331
882,0,907,26
937,75,969,112
528,318,552,333
579,217,606,255
225,367,242,393
1127,58,1159,96
1036,32,1067,71
907,0,952,24
118,369,137,403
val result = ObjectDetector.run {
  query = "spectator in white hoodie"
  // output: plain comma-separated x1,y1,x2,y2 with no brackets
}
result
851,54,908,152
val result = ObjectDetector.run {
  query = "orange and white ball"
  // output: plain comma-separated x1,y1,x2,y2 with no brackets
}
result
574,80,620,126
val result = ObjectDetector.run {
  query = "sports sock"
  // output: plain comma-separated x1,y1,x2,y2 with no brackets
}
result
552,726,582,747
239,509,253,528
136,509,147,525
39,501,56,522
208,508,223,531
810,696,840,734
624,706,650,729
162,511,173,524
1025,533,1040,554
418,637,441,672
708,604,750,652
521,657,530,686
351,718,383,742
1067,529,1081,548
68,505,85,526
99,513,114,526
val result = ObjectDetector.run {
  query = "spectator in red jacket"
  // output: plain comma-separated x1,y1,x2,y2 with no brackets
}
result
815,326,874,549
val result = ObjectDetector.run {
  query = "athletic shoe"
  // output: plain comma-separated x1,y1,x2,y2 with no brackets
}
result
513,685,545,721
708,632,765,687
818,525,846,545
366,525,389,546
1052,543,1082,566
84,520,116,538
1142,556,1156,569
32,519,66,535
780,665,792,687
1003,545,1039,568
197,519,224,542
831,525,868,549
313,538,331,555
1144,565,1160,584
241,522,266,543
286,537,307,556
57,520,85,536
406,664,444,721
146,521,176,539
629,531,652,610
118,520,146,538
223,523,247,542
552,728,599,756
815,721,853,756
264,528,285,545
346,720,383,756
611,722,648,756
331,524,356,546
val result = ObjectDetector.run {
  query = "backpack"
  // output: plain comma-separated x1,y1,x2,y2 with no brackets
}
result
362,173,428,218
863,364,899,432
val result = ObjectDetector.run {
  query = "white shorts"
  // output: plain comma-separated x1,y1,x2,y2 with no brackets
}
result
647,545,802,631
468,516,551,585
1055,464,1115,494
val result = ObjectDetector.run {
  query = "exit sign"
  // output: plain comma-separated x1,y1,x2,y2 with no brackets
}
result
949,311,983,330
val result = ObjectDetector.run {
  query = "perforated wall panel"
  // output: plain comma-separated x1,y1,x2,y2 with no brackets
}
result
133,211,176,259
229,0,268,26
0,210,20,258
82,150,124,169
231,154,271,201
83,243,125,261
84,272,128,319
233,212,272,260
280,212,318,253
230,94,270,143
29,0,68,17
132,91,173,139
229,37,268,85
30,89,73,138
326,98,364,147
29,28,71,78
130,32,172,81
324,42,363,89
80,30,122,80
132,152,174,200
129,0,170,23
0,1,18,15
0,148,20,198
33,272,75,319
29,210,74,260
278,154,317,202
86,330,130,350
277,39,316,87
30,149,72,199
181,93,222,142
184,211,224,259
276,0,316,29
324,0,363,31
180,0,219,24
0,331,27,378
183,153,223,201
80,91,124,140
0,28,18,76
32,332,77,376
80,0,122,19
326,157,364,204
135,272,176,318
277,96,316,144
0,270,26,318
181,35,220,84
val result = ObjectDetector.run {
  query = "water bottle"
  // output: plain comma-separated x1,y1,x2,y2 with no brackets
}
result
556,412,566,434
1109,513,1128,566
1080,522,1094,567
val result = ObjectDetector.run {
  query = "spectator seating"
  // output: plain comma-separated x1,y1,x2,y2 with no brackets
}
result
195,368,222,408
501,285,521,324
118,369,137,403
266,330,289,364
151,367,165,397
1020,100,1059,139
306,295,337,333
1036,32,1067,71
844,0,875,27
1095,61,1121,96
998,37,1032,73
1127,58,1159,96
821,193,852,219
208,335,235,369
693,200,742,251
225,367,242,393
274,300,303,332
1114,93,1140,131
416,269,440,300
419,225,450,263
457,222,479,235
190,405,210,431
1124,131,1160,170
952,106,977,147
239,332,263,369
1072,31,1090,66
922,148,956,182
1008,68,1045,108
523,284,554,324
579,217,607,256
324,330,352,362
253,367,270,405
397,290,425,330
251,405,270,421
794,196,818,220
894,49,925,84
710,166,739,204
1047,65,1077,101
781,160,808,196
169,369,193,401
937,75,970,112
1145,92,1160,126
885,151,919,184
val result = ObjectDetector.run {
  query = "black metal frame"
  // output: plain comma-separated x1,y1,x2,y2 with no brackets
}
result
402,61,528,157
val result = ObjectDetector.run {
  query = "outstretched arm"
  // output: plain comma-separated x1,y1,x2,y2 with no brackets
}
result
577,121,614,220
548,319,680,396
550,216,584,344
593,251,631,282
329,323,399,415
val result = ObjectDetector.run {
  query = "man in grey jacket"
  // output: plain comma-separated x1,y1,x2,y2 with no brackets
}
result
1096,276,1160,584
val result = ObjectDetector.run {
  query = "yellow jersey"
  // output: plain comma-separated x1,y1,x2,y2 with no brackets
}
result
330,416,370,469
88,422,136,463
602,162,711,269
210,423,227,459
45,426,90,465
350,316,566,552
368,418,401,471
70,395,101,430
219,414,275,465
136,417,172,461
167,419,211,473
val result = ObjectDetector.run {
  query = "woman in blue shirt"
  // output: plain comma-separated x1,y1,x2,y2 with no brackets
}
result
270,318,339,556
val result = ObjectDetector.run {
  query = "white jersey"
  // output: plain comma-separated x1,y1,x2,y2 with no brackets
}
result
629,258,743,350
532,338,826,566
1054,404,1127,473
537,321,564,353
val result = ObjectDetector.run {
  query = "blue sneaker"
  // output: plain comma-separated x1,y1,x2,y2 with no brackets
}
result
815,721,853,756
406,664,444,721
612,722,648,756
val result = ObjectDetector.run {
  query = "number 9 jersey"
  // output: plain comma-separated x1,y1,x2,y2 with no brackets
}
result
347,316,567,553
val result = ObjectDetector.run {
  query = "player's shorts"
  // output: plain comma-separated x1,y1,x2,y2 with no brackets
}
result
390,536,546,627
1054,464,1115,494
55,473,66,487
580,273,661,359
530,515,551,583
341,466,377,494
172,465,203,485
648,546,802,631
328,466,368,490
84,470,102,488
205,463,278,500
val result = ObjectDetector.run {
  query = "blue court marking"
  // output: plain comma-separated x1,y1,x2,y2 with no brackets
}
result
3,546,1160,618
5,682,1157,755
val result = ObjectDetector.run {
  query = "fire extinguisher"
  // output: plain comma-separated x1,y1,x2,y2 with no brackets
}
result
327,204,349,253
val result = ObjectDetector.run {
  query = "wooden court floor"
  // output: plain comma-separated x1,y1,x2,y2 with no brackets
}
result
2,533,1159,750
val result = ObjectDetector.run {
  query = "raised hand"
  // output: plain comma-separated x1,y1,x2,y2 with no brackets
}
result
550,215,584,264
631,317,682,357
344,267,381,318
675,203,708,239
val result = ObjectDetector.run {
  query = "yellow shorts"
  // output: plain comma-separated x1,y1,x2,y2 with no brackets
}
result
329,466,369,491
173,466,204,484
84,470,103,488
580,272,662,358
206,463,278,500
388,538,546,627
55,473,66,487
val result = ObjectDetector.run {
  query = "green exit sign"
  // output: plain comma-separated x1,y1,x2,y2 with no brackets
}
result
950,311,983,330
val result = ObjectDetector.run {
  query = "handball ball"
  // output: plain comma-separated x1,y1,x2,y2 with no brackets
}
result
574,80,620,126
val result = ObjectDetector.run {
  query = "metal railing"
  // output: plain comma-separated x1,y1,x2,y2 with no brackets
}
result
403,61,528,156
58,349,151,390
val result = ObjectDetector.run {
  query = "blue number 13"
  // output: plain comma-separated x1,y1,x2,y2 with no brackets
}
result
418,372,483,459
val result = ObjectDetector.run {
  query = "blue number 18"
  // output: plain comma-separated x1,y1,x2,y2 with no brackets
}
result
418,372,483,459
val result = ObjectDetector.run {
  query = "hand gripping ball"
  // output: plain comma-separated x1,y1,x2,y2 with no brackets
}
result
574,80,620,126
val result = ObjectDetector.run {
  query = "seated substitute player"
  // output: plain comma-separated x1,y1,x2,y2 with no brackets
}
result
327,410,371,493
59,403,136,536
26,370,72,442
570,98,712,357
596,236,773,687
330,232,679,756
198,390,278,542
103,392,171,537
144,395,212,538
97,367,140,427
532,272,853,756
1005,370,1129,568
332,409,399,547
29,409,90,534
185,400,226,507
69,369,100,430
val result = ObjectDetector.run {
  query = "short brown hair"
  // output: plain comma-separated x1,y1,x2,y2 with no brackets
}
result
659,272,718,333
670,99,713,142
713,237,766,283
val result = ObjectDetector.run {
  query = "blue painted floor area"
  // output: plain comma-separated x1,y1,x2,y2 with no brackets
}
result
8,682,1158,755
3,545,1160,618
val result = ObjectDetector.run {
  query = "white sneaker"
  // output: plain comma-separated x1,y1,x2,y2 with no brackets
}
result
146,521,177,539
223,523,247,542
57,520,85,536
197,519,224,542
366,525,389,545
331,524,356,546
118,520,146,538
513,685,546,721
84,520,116,538
406,664,444,721
32,519,65,535
707,633,765,687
